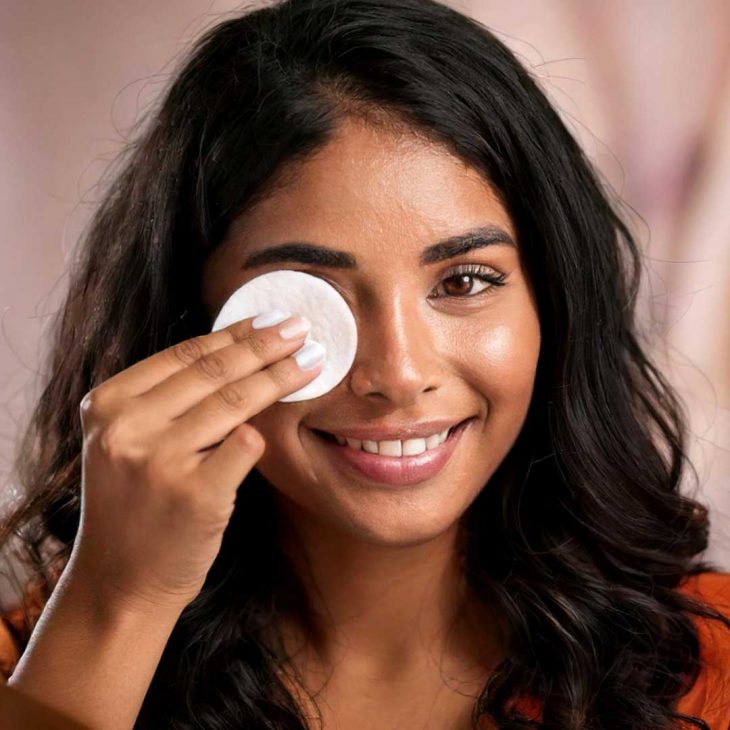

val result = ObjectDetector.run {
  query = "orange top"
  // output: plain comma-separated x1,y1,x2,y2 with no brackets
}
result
671,571,730,726
1,571,729,725
505,571,730,727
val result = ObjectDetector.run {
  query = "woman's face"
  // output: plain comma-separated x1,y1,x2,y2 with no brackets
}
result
201,119,541,547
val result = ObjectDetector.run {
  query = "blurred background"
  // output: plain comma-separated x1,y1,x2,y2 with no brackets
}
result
1,0,729,606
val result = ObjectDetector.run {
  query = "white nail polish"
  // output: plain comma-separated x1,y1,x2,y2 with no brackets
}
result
251,309,291,329
294,341,326,370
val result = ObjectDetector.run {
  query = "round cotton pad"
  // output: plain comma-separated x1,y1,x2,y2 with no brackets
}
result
210,270,358,403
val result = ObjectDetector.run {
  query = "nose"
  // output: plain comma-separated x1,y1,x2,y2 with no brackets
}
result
347,296,440,405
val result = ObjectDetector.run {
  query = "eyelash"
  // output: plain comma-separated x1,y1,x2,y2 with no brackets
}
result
431,264,507,299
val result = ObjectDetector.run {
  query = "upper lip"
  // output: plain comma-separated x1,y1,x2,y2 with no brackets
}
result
311,417,472,442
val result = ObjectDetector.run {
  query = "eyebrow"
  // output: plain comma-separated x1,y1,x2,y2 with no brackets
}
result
240,224,516,270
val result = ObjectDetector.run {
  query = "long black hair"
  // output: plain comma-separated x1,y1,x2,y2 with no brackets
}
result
2,0,728,727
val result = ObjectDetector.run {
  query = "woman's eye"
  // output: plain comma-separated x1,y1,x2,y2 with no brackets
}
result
308,266,507,301
431,265,507,299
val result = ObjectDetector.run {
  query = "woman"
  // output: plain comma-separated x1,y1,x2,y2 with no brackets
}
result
1,0,729,727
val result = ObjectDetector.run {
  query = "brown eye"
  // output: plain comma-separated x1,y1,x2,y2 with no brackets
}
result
433,265,507,299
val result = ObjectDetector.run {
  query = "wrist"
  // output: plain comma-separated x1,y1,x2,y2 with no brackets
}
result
58,561,188,633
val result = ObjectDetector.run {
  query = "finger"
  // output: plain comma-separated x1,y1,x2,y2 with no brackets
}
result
162,346,324,453
96,315,269,398
134,314,312,421
195,422,266,496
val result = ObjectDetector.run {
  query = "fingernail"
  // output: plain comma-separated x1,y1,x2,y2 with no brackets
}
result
251,309,291,329
294,341,326,370
279,316,311,340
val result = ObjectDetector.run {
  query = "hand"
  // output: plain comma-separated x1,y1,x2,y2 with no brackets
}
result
67,313,323,615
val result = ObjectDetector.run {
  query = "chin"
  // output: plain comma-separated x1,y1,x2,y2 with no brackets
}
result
265,466,472,548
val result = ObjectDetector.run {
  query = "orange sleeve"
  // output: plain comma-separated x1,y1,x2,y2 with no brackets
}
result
0,615,21,684
0,575,53,684
676,571,730,728
510,572,730,727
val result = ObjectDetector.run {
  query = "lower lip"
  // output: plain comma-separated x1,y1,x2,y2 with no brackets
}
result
310,418,474,486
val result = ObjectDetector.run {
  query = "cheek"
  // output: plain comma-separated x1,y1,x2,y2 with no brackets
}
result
456,313,541,406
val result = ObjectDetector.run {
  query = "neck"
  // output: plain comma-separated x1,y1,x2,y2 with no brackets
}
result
270,492,504,684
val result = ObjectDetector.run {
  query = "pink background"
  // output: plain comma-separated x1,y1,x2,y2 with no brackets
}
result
1,1,729,597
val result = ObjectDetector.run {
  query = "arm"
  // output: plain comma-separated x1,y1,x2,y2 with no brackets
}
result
0,682,93,729
4,315,316,727
6,564,184,730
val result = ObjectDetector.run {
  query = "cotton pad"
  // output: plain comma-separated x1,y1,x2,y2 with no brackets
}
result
210,270,358,402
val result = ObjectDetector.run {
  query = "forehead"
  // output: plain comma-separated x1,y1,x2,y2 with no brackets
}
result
227,118,516,248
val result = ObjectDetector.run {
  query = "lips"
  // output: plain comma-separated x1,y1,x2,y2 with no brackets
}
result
313,417,471,444
309,417,475,486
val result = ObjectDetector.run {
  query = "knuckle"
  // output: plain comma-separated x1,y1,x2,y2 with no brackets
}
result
79,387,111,422
97,417,138,462
229,320,250,341
267,360,298,390
170,337,206,367
237,424,266,453
79,390,98,422
245,331,276,362
194,352,229,382
214,385,251,415
141,453,174,490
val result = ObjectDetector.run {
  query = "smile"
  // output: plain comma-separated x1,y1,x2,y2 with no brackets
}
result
310,417,475,486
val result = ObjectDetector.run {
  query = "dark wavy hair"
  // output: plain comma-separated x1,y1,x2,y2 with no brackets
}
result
2,0,729,727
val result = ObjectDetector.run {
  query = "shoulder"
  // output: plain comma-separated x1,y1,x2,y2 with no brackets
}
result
509,573,730,726
675,571,730,725
677,570,730,610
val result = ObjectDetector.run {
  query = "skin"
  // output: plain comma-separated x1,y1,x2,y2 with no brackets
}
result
201,118,541,728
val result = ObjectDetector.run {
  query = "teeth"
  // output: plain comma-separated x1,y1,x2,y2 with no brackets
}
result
333,426,453,456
